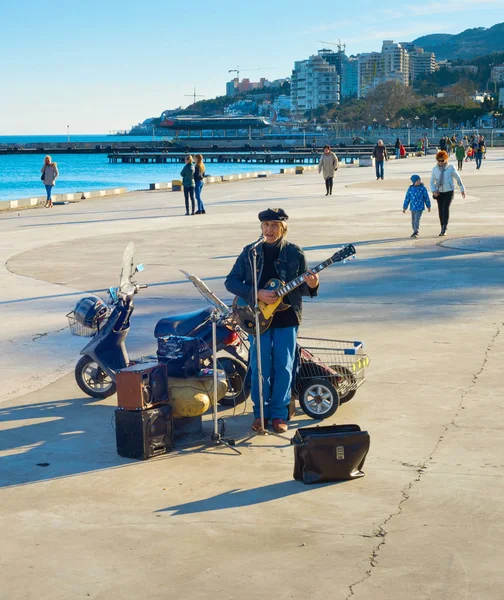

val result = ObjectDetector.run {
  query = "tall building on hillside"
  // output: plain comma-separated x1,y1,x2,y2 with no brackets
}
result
341,56,359,98
291,54,339,112
401,43,436,81
491,65,504,84
381,40,409,85
358,52,383,98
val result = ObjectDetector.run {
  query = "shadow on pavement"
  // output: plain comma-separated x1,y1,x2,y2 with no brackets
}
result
157,479,338,516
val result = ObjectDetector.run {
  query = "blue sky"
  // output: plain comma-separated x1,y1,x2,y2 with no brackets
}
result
2,0,502,134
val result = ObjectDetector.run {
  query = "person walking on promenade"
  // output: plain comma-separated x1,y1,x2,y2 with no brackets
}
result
475,136,485,170
455,141,466,171
395,137,401,159
180,154,195,215
194,154,206,214
373,140,388,180
318,145,339,196
40,155,59,208
403,174,431,238
430,150,466,237
439,136,447,152
225,208,319,433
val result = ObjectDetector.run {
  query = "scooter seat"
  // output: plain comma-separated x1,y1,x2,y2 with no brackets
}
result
154,307,213,338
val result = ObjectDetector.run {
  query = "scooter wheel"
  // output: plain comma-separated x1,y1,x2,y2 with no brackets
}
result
298,377,340,420
217,357,250,406
75,355,116,399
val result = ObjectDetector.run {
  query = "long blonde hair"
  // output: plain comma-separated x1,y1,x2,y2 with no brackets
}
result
43,155,57,167
195,154,205,174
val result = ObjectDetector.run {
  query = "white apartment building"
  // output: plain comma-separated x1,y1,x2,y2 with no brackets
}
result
291,54,339,112
402,43,437,81
382,40,410,85
491,65,504,84
358,52,383,98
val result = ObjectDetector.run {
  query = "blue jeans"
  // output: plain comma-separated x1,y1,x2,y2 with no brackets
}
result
395,148,400,159
195,180,205,211
45,185,53,201
411,210,422,233
249,326,298,420
375,160,384,179
475,153,482,169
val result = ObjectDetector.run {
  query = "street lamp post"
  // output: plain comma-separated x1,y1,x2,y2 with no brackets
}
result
372,118,377,131
430,116,437,140
67,125,70,143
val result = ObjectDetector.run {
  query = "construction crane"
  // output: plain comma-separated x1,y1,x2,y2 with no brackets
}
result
228,66,272,81
317,39,346,52
184,87,204,106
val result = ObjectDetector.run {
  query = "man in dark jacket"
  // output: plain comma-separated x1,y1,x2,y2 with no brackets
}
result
372,140,388,180
225,208,319,433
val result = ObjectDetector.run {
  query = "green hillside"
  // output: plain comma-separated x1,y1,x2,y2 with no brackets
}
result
413,23,504,60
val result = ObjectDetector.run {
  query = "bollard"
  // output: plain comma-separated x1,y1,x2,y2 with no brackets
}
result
172,179,182,192
295,166,304,175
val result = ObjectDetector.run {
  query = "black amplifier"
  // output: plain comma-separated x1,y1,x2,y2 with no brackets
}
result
156,335,200,378
115,404,173,460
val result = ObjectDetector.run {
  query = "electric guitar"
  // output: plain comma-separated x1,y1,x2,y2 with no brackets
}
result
232,244,356,335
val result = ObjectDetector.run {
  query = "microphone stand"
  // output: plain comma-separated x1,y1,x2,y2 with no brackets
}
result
251,244,267,434
210,308,241,454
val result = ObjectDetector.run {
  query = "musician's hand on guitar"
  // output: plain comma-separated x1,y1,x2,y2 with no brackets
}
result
258,289,278,304
304,270,319,289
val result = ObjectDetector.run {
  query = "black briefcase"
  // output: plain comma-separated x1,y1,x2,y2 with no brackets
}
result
292,424,370,484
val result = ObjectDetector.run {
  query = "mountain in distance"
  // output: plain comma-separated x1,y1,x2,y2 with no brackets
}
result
412,23,504,60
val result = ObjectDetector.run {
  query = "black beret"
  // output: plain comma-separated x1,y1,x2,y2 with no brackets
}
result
258,208,289,222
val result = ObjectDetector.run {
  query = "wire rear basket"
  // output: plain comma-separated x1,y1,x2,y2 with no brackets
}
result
296,337,370,401
66,309,110,337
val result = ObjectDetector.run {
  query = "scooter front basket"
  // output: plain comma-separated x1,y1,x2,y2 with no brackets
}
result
66,310,109,337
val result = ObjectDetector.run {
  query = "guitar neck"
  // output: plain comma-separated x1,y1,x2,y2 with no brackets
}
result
276,259,333,298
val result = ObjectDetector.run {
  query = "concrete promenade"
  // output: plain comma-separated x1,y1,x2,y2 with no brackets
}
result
1,151,503,599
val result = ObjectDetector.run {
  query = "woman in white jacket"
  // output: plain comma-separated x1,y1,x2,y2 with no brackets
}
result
318,145,339,196
430,150,466,236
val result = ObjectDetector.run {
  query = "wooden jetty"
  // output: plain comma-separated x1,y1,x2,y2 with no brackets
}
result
106,148,395,166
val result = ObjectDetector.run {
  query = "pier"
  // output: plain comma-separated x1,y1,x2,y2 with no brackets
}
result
106,147,412,166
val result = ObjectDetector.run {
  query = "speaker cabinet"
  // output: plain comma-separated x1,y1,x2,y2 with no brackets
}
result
115,404,173,460
116,361,168,410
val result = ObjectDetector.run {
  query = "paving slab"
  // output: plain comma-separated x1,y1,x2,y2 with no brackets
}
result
0,151,503,599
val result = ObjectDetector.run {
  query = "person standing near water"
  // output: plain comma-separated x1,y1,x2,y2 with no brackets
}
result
180,155,195,215
40,155,59,208
318,145,338,196
194,154,206,214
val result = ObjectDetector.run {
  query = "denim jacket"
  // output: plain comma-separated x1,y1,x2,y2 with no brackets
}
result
225,238,318,325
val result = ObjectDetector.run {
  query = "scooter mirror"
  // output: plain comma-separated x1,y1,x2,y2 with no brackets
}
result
135,264,145,273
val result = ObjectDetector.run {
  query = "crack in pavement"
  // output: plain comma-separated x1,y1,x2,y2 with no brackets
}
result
345,321,503,599
32,324,69,342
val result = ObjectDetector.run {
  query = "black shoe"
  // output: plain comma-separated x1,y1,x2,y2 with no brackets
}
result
185,212,190,216
201,209,206,214
381,177,384,180
325,192,329,196
194,210,201,214
329,191,332,195
191,212,195,215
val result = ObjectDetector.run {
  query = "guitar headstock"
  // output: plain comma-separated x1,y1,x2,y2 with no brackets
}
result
330,244,356,263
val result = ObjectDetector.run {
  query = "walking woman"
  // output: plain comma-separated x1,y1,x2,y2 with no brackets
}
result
430,150,466,236
318,145,339,195
194,154,206,214
40,155,59,208
180,155,195,215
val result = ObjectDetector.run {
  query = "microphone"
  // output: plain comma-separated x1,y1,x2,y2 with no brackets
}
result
249,236,265,250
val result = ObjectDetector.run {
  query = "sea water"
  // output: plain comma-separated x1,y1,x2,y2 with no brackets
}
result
0,135,284,201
